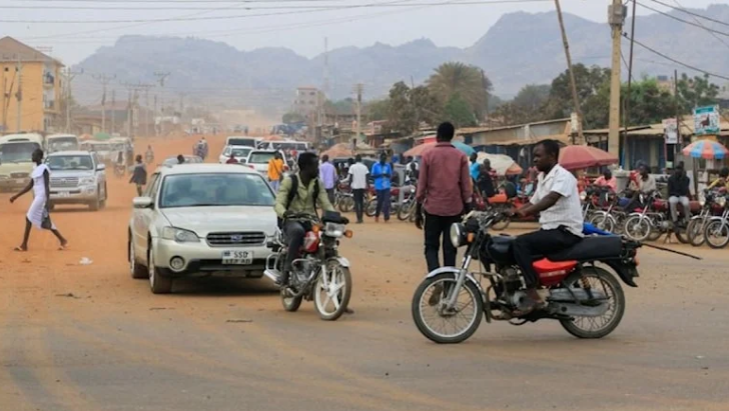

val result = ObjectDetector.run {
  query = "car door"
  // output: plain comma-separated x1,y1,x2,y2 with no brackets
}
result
93,154,106,195
133,172,161,263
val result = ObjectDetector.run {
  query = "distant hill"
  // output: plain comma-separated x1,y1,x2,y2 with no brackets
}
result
73,4,729,112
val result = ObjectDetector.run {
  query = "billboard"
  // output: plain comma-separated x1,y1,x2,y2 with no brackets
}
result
694,105,720,136
663,118,678,144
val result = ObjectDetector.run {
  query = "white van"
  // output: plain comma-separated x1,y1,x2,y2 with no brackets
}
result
226,136,263,148
0,133,45,191
46,134,80,154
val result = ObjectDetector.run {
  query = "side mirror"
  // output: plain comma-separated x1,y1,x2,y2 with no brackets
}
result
132,197,153,209
96,163,106,171
239,158,247,164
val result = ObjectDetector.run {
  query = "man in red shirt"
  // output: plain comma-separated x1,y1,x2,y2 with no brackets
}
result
226,153,238,164
415,122,473,272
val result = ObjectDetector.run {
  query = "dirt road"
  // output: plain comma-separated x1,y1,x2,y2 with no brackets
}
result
1,135,728,411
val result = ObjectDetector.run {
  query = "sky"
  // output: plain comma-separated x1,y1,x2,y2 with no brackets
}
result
0,0,726,65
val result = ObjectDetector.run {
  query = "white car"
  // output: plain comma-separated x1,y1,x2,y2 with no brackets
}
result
46,151,108,211
127,164,278,294
218,145,253,164
245,150,287,176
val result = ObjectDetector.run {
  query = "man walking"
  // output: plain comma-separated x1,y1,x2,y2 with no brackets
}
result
371,152,393,222
347,155,369,224
415,122,472,272
319,154,337,204
129,154,147,196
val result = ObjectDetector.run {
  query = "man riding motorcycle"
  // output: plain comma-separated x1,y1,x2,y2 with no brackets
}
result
274,152,345,287
511,139,584,316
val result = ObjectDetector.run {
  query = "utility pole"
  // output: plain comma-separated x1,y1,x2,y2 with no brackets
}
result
153,71,171,116
608,0,627,160
110,89,116,135
122,81,154,139
674,69,680,163
354,83,363,150
64,68,83,133
554,0,583,144
15,56,22,132
622,0,638,166
93,73,115,133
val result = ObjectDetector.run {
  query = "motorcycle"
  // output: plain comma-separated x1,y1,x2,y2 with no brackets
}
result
623,192,690,243
333,182,355,213
703,193,729,249
396,182,418,222
113,163,126,178
588,190,629,235
263,211,353,321
687,190,720,247
411,210,641,344
365,185,404,218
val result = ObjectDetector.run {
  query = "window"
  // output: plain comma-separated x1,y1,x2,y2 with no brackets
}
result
0,142,41,163
144,173,161,198
47,155,94,171
159,173,274,208
248,152,276,164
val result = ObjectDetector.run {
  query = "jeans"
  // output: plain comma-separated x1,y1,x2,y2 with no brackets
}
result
353,189,366,222
424,213,462,272
326,188,335,205
512,228,582,288
283,221,306,281
269,179,281,192
375,189,391,220
669,196,690,223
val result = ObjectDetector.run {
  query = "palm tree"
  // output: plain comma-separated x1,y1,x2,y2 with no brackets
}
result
427,62,491,120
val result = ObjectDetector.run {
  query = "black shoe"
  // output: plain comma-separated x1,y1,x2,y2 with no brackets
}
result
275,271,290,287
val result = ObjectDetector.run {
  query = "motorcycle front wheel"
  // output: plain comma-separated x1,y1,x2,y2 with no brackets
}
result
397,201,414,221
687,217,707,247
559,267,625,339
281,288,303,312
624,215,652,242
589,213,615,233
411,273,483,344
314,261,352,321
365,199,377,217
338,196,355,213
704,220,729,249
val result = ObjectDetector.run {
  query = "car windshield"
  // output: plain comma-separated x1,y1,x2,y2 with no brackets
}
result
231,148,251,157
0,142,41,163
228,138,255,147
48,138,79,152
159,173,275,208
248,152,276,164
47,155,94,171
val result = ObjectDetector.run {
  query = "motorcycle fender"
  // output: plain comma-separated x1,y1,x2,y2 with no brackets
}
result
602,260,639,288
707,216,725,223
424,267,485,295
328,256,350,268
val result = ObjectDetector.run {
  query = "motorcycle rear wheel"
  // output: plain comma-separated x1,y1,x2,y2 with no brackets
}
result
314,261,352,321
397,202,414,221
704,220,729,249
338,196,355,213
687,217,707,247
365,199,377,217
624,215,652,242
559,267,625,339
411,273,483,344
281,288,303,312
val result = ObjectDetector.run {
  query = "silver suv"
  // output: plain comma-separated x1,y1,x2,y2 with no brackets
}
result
46,151,108,211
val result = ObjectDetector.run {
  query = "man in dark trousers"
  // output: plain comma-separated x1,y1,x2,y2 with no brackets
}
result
668,163,691,230
415,122,472,272
129,154,147,196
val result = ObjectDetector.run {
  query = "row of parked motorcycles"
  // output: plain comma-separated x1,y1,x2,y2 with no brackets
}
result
582,185,729,248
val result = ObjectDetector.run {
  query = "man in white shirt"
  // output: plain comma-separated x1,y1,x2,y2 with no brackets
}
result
512,139,584,314
347,154,370,224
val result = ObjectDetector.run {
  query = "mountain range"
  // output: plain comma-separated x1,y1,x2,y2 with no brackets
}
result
72,4,729,114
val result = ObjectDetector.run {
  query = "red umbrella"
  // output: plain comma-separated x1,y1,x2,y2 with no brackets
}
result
559,145,618,170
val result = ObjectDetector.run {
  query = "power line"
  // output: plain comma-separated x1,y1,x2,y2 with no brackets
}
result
0,1,543,10
622,32,729,81
635,1,729,38
668,0,729,52
643,0,729,29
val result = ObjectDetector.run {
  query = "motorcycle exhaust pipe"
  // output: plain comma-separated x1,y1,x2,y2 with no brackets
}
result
263,269,279,282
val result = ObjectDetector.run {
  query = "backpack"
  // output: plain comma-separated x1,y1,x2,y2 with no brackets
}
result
285,174,320,216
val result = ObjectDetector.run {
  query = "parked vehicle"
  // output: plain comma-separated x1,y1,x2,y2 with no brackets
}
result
161,155,203,166
263,211,353,321
46,151,108,211
333,182,355,213
623,192,694,243
588,191,628,235
0,133,44,192
703,193,729,249
128,164,278,294
226,136,263,148
218,145,252,164
411,210,641,344
687,190,721,247
46,134,80,154
244,150,288,177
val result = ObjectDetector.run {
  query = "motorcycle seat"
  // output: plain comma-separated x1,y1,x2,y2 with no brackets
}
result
547,236,622,262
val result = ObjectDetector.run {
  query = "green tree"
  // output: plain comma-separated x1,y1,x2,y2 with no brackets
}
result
427,62,491,121
676,73,720,114
410,85,442,126
443,93,477,128
366,99,390,121
544,64,611,121
282,112,305,124
387,81,418,135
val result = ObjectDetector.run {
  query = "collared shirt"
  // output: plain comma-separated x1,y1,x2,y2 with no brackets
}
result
371,162,392,191
348,162,369,190
319,161,337,189
274,173,335,218
268,158,285,181
469,162,481,181
416,142,473,217
530,164,583,237
594,176,617,192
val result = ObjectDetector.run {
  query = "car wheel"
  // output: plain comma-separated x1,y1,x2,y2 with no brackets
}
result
129,233,148,279
89,186,101,211
148,244,173,294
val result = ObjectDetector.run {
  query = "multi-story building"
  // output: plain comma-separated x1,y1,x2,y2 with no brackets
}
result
0,37,63,133
293,86,321,116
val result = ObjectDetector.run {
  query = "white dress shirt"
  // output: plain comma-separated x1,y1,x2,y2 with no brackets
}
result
348,162,369,190
530,164,584,237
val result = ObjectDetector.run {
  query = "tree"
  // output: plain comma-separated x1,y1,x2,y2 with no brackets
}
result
282,112,305,124
544,64,611,121
513,84,551,119
623,78,676,126
427,62,491,121
387,81,417,135
443,93,477,128
676,73,720,114
366,99,390,121
410,85,442,126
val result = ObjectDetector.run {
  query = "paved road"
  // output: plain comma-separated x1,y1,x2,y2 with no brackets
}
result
1,135,727,411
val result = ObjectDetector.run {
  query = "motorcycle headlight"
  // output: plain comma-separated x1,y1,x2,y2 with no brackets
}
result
161,227,200,242
719,197,727,208
449,223,466,248
324,222,345,238
579,191,587,201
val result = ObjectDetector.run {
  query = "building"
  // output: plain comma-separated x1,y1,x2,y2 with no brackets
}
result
293,86,322,116
0,37,63,133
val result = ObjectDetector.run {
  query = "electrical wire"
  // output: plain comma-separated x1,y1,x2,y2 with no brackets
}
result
634,1,729,38
622,32,729,81
669,0,729,52
643,0,729,29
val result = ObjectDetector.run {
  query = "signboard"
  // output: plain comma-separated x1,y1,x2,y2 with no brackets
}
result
694,105,720,136
663,118,678,144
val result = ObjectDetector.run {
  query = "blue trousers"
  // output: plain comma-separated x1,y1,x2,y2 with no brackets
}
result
375,189,391,220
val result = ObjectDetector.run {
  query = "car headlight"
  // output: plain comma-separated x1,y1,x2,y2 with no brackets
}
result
0,175,8,180
324,222,345,238
449,223,466,248
80,177,95,186
161,227,200,242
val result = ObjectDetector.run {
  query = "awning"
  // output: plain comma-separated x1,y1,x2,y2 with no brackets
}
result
474,134,571,147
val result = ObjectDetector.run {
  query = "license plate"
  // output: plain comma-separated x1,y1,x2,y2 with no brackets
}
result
57,192,71,198
222,250,252,265
15,179,25,185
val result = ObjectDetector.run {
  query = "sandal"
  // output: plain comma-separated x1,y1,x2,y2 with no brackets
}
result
13,246,27,252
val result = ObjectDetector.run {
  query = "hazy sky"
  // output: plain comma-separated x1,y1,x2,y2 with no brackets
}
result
1,0,726,65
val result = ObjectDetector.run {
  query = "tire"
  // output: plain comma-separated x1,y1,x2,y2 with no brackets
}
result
397,202,414,221
590,213,615,233
338,196,354,213
559,267,625,339
687,217,707,247
100,183,108,209
411,273,484,344
281,289,303,312
129,233,148,279
365,199,377,217
314,261,352,321
704,219,729,249
624,215,652,242
89,186,101,211
148,244,173,294
492,216,511,231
